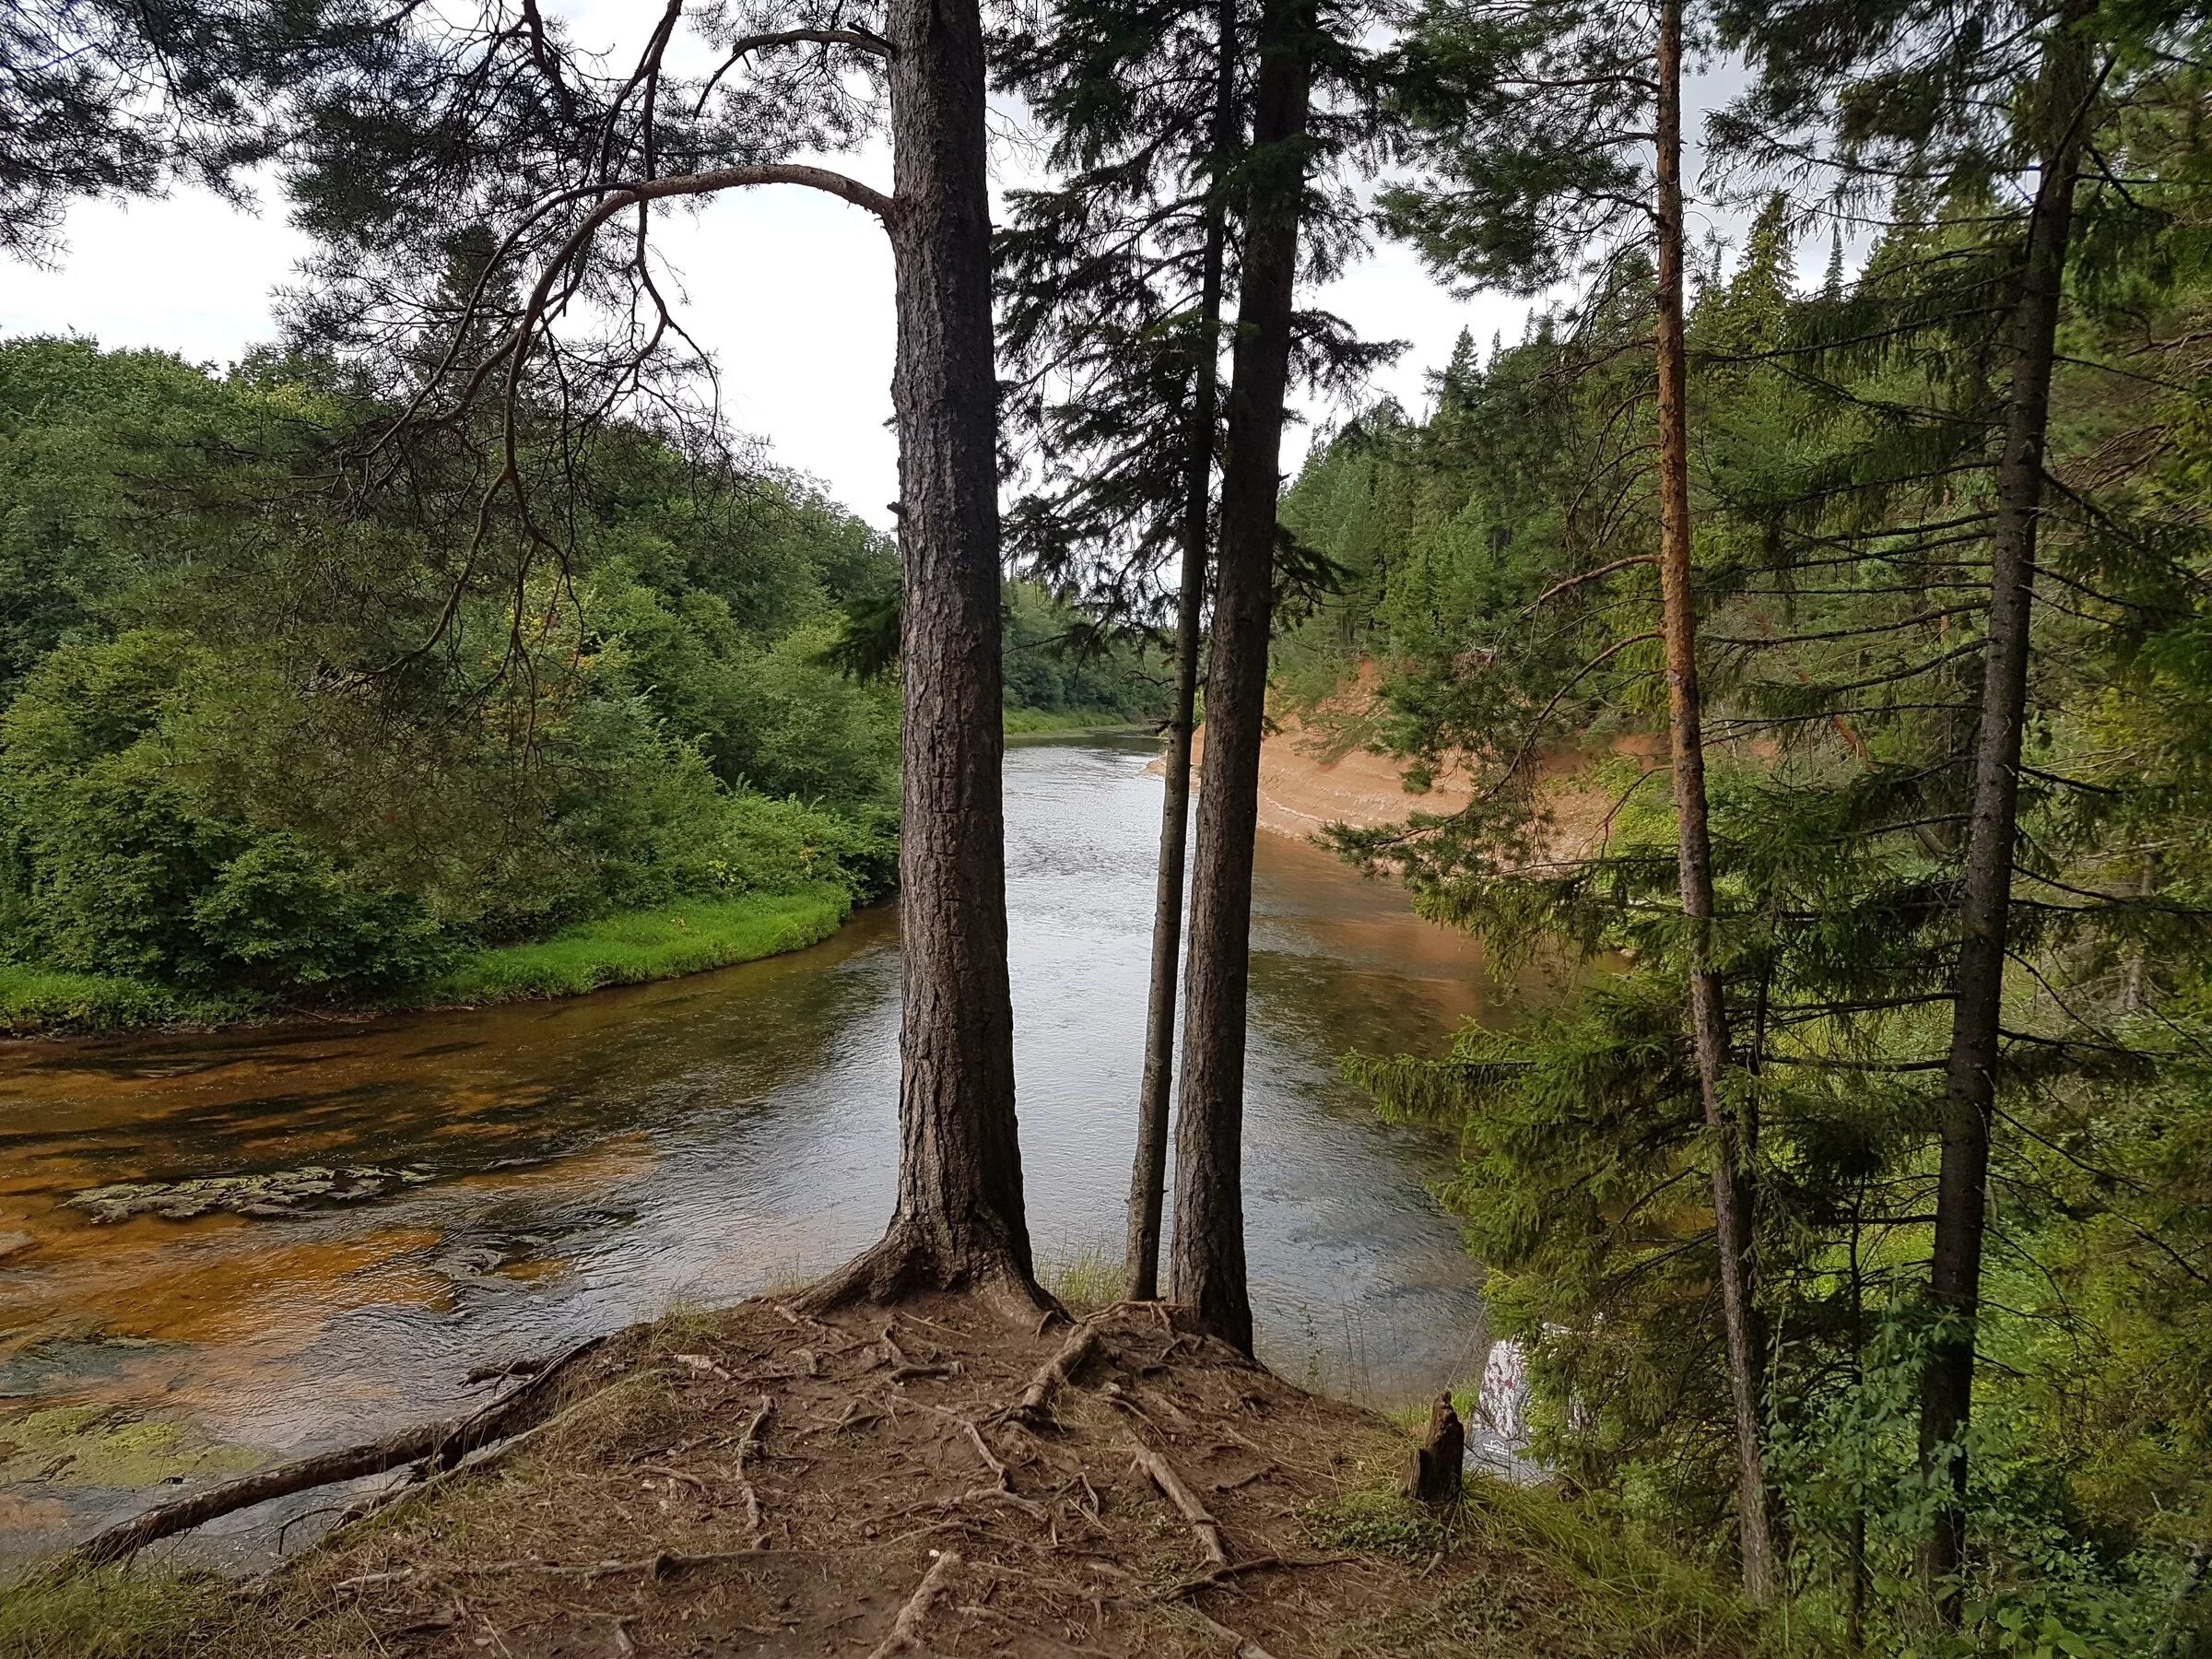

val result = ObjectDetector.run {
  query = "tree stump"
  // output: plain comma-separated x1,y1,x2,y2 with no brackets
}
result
1402,1393,1465,1507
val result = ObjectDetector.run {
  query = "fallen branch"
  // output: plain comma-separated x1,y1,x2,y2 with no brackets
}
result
56,1334,609,1573
332,1379,626,1531
1128,1441,1230,1570
888,1362,963,1383
867,1548,960,1658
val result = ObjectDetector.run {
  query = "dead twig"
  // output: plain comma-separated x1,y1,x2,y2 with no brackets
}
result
670,1352,734,1382
888,1362,964,1383
1170,1553,1357,1598
735,1394,772,1536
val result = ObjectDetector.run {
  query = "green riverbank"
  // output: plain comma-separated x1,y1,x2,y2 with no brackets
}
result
1003,710,1153,737
0,885,852,1040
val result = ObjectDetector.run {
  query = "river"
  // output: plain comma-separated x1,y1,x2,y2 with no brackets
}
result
0,734,1539,1568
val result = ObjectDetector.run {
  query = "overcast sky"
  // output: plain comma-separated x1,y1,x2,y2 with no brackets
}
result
0,136,1534,532
1,14,1782,535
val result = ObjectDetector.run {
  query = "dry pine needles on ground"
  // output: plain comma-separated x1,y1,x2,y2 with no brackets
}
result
57,1297,1751,1657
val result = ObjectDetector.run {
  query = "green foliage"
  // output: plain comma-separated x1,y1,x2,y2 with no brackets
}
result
0,339,900,1020
1304,21,2212,1644
999,579,1169,722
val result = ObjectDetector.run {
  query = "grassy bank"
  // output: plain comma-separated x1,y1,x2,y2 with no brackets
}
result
0,885,852,1040
1004,706,1154,736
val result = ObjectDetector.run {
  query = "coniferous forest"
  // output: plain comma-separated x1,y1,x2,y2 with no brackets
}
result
5,2,2212,1656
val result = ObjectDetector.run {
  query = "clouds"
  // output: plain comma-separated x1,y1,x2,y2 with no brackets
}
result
1,157,1509,530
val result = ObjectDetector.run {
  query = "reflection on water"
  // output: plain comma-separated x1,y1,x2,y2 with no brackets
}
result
0,735,1537,1564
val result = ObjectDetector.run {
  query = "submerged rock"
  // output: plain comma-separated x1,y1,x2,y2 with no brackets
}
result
65,1165,434,1224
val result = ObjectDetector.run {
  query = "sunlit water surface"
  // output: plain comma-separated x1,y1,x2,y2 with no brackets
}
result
0,735,1545,1565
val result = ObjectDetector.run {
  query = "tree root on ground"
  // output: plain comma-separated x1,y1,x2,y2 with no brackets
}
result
1127,1439,1231,1570
865,1547,961,1658
53,1333,613,1575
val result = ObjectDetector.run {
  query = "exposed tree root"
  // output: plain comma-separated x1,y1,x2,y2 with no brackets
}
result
797,1225,1058,1327
1007,1322,1104,1426
1128,1440,1232,1570
84,1294,1753,1659
1186,1605,1284,1659
733,1394,773,1537
53,1334,611,1574
866,1547,961,1658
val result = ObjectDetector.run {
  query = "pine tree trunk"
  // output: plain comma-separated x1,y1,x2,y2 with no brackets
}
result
1918,13,2091,1606
1126,0,1240,1303
1654,0,1775,1604
805,0,1043,1316
1169,0,1311,1354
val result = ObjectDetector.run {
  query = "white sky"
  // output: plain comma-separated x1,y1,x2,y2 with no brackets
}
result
0,11,1778,534
0,147,1524,533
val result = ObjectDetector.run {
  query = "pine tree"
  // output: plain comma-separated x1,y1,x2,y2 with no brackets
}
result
0,1,372,261
996,0,1245,1302
999,0,1386,1310
1712,0,2190,1602
287,1,1050,1315
1380,0,1779,1596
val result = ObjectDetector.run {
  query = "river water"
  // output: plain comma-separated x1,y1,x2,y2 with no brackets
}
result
0,735,1537,1567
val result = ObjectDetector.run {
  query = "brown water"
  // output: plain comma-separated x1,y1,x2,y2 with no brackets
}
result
0,735,1542,1568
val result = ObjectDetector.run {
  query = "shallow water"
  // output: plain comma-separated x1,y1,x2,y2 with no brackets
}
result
0,735,1544,1566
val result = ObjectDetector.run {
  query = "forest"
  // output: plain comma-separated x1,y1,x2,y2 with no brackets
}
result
0,341,1161,1030
4,1,2211,1657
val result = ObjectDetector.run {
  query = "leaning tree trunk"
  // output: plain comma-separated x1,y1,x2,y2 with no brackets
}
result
1169,0,1311,1355
1126,0,1240,1303
1918,13,2091,1607
806,0,1043,1314
1653,0,1775,1604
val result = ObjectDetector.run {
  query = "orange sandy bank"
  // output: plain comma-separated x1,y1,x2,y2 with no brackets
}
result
1183,718,1474,840
1182,712,1661,854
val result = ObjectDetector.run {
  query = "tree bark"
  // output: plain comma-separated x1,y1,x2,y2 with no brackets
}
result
1126,0,1240,1303
806,0,1043,1315
1169,0,1311,1355
1918,11,2092,1606
1653,0,1775,1604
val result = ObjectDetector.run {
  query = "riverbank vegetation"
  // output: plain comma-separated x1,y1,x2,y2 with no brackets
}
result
9,3,2212,1656
1266,19,2212,1655
0,342,1160,1035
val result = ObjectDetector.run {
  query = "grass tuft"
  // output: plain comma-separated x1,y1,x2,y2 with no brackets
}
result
0,966,264,1038
1037,1241,1124,1314
0,1568,225,1659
